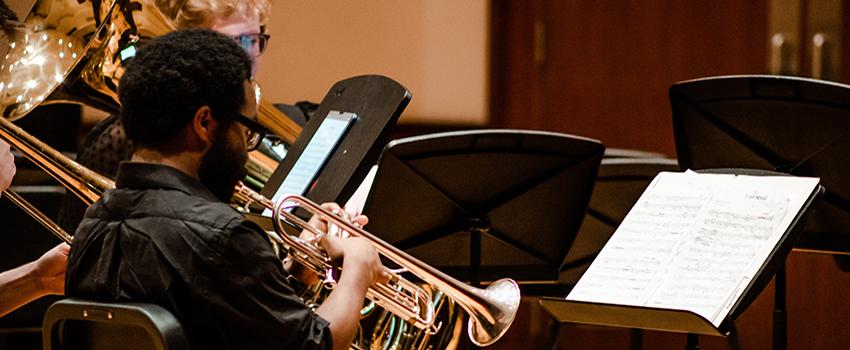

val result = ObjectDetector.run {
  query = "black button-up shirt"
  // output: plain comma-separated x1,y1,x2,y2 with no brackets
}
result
66,162,332,349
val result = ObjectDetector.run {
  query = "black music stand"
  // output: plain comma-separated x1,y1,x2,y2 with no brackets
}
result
553,157,679,350
670,75,850,254
670,75,850,349
602,148,668,159
560,157,679,284
362,129,604,289
261,75,410,206
540,169,823,350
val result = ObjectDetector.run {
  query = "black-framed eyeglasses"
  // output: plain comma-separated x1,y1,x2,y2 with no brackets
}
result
227,113,269,151
232,33,271,57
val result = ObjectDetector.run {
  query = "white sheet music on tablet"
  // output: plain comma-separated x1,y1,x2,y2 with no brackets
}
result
567,171,819,327
262,111,355,216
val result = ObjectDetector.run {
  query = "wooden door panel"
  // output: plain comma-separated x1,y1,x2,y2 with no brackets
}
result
539,0,768,156
491,0,769,156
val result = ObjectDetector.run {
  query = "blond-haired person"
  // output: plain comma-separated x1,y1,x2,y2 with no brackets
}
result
157,0,271,74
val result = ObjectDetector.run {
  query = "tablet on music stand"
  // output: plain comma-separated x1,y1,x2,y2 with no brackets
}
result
362,129,605,286
261,75,410,208
670,75,850,254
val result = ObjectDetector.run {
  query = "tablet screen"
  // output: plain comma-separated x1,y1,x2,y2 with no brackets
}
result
263,111,356,216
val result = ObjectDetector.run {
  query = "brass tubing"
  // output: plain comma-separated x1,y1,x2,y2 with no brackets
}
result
281,195,520,346
0,117,114,205
0,115,113,248
3,190,72,244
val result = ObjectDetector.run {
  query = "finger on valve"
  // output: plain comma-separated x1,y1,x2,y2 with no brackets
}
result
318,233,346,264
304,202,343,235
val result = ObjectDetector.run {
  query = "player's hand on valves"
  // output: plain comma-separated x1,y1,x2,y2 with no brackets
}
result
306,202,368,239
286,202,369,285
320,235,388,290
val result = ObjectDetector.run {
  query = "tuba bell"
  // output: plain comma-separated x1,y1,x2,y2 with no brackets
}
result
0,0,174,119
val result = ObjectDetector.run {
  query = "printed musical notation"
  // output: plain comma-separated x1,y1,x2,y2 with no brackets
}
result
567,171,819,327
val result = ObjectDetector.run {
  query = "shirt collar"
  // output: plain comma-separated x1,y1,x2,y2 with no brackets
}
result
115,162,220,202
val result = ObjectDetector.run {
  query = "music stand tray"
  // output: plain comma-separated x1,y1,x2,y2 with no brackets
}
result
670,75,850,254
362,129,604,286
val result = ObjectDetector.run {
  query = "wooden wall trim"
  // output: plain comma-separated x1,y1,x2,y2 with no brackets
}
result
489,1,542,130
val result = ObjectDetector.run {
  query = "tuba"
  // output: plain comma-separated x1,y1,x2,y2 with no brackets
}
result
0,0,300,239
0,0,292,257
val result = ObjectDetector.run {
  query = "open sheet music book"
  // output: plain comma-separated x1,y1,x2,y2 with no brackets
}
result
567,171,820,327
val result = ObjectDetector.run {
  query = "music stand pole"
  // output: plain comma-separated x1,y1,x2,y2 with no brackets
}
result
469,218,491,350
686,333,700,350
773,265,787,350
468,217,490,288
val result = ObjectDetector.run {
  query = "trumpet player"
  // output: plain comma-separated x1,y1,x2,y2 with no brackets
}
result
66,30,386,350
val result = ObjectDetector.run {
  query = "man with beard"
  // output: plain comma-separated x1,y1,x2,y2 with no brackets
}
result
65,29,385,350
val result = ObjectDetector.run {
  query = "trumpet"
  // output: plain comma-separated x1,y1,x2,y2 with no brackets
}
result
233,183,521,347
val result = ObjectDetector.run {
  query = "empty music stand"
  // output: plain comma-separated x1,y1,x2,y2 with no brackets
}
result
362,129,604,290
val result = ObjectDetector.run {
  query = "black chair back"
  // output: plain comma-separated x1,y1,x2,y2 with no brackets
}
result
42,298,189,350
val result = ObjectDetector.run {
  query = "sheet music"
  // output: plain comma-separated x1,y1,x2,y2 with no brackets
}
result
567,171,819,327
344,165,378,216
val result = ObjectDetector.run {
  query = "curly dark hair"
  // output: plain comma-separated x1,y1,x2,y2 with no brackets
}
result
118,29,252,149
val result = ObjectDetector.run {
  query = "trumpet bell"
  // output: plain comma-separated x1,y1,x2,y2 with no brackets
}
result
468,278,520,347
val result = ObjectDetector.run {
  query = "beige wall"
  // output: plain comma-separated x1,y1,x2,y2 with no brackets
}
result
257,0,489,125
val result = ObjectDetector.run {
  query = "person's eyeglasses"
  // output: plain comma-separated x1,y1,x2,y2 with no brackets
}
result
227,113,269,151
232,33,271,57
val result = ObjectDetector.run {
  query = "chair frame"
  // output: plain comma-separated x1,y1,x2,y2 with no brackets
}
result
43,298,189,350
